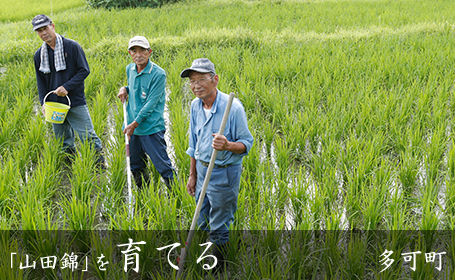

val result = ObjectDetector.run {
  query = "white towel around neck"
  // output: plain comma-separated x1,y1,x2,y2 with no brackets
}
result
39,33,66,74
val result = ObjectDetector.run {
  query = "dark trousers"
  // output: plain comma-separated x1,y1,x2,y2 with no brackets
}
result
129,130,175,180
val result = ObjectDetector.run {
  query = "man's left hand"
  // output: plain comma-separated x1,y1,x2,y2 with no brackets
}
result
123,121,139,141
212,133,229,151
54,86,68,97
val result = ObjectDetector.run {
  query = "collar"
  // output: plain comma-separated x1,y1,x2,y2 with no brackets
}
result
197,89,220,125
131,59,153,75
198,89,220,114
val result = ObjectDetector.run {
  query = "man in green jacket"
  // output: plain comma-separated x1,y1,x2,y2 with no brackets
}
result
118,36,175,190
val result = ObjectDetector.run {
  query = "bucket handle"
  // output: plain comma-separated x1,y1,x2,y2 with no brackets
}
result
43,91,71,107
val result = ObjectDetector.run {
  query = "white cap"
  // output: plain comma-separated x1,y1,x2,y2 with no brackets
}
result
128,36,150,50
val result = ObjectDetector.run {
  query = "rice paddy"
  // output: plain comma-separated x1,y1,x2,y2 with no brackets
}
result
1,0,455,278
0,0,84,22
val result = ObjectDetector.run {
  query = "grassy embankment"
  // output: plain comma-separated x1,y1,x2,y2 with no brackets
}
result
0,0,85,22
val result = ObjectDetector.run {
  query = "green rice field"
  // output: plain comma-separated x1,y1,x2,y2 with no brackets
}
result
1,0,455,278
0,0,84,22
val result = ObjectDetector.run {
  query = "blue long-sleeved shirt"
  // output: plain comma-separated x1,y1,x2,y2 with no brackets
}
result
34,36,89,107
186,90,254,166
125,60,166,135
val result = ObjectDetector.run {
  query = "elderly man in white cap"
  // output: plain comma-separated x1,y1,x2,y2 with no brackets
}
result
118,36,176,191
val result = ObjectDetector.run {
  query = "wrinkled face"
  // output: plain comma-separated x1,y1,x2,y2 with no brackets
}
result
188,72,219,101
35,23,56,44
128,46,152,69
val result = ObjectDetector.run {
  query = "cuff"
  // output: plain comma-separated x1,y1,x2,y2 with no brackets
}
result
186,147,195,158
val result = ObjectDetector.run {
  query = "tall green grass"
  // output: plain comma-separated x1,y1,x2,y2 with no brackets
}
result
2,0,455,277
0,0,85,22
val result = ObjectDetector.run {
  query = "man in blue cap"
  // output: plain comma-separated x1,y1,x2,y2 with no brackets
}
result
118,36,176,191
181,58,254,273
32,14,105,167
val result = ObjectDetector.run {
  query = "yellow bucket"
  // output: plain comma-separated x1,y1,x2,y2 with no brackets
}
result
43,91,71,124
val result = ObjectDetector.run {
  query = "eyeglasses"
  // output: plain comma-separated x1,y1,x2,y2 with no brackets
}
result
129,48,150,55
188,76,213,86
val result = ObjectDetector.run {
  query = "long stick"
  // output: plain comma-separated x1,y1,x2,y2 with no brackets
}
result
123,101,133,219
176,92,235,280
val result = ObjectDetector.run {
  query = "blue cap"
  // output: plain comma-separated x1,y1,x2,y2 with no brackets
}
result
180,58,216,78
32,14,52,31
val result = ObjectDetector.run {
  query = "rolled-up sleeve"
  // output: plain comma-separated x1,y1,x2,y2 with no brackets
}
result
231,100,254,156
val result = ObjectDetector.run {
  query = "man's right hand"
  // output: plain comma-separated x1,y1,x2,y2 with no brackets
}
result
186,175,196,197
41,104,46,117
123,121,138,142
118,87,128,103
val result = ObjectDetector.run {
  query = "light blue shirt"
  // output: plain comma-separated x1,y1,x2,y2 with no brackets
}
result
186,90,254,166
125,60,166,135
